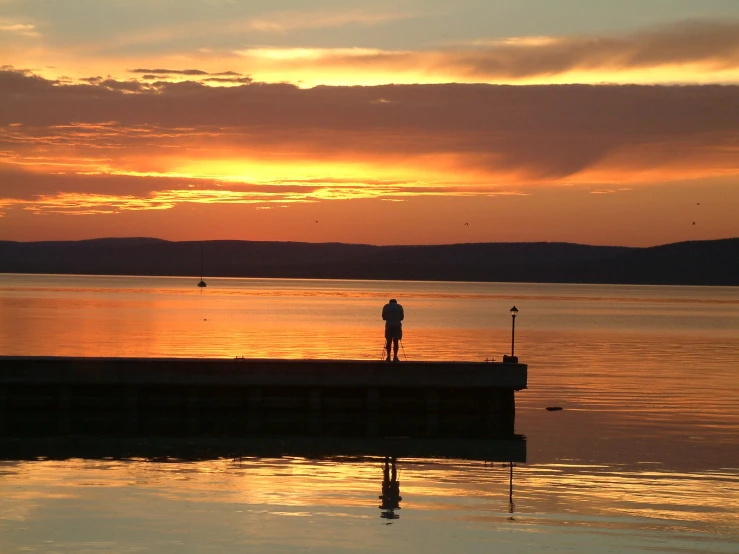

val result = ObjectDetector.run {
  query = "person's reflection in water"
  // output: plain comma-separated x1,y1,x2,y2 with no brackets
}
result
379,456,402,522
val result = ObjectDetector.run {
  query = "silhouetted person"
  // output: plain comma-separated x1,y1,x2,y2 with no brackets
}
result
379,456,402,520
382,299,404,362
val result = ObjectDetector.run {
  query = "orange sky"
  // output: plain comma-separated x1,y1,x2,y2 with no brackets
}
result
1,3,739,245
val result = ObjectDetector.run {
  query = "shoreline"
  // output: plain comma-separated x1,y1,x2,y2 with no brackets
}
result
2,237,737,286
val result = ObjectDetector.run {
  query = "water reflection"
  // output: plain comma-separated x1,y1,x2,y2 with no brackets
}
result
379,456,402,521
1,275,738,551
373,457,518,524
0,436,526,527
2,275,738,362
1,444,737,554
507,461,515,520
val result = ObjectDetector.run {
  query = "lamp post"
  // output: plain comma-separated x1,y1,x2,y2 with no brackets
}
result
510,306,518,356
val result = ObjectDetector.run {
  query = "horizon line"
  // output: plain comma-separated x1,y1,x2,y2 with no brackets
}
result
2,236,738,249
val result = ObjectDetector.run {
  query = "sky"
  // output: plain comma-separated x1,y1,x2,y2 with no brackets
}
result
1,0,738,246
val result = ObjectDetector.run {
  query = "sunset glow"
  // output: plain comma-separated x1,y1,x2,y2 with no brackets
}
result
2,1,739,245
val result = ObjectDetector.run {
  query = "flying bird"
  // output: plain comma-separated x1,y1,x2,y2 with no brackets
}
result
692,222,696,225
464,222,469,226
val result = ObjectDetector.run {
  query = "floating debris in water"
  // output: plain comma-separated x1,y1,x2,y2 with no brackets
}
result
546,406,563,411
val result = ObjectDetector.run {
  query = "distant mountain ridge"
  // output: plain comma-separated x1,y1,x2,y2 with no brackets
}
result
0,238,737,286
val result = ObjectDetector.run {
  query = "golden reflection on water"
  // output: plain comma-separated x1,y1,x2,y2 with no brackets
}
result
1,457,737,553
1,275,738,359
1,274,738,551
2,274,737,441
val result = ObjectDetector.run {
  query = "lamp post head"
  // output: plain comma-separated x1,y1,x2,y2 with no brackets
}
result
504,306,519,362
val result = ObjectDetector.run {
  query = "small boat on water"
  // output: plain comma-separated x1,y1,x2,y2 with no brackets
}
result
197,241,207,288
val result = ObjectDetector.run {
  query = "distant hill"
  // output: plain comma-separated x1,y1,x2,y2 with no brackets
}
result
0,238,737,286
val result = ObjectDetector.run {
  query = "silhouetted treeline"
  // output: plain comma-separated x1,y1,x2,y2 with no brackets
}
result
0,237,737,286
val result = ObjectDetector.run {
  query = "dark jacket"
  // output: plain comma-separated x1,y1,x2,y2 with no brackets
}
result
382,302,404,327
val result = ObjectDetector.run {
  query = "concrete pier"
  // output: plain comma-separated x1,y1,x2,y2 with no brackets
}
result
0,356,526,440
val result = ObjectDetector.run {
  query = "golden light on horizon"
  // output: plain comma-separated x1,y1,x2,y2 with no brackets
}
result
8,54,739,89
2,12,739,244
5,16,739,89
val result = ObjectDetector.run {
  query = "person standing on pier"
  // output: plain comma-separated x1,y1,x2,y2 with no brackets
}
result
382,298,404,362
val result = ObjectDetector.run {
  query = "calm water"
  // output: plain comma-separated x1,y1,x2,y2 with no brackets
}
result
1,274,738,553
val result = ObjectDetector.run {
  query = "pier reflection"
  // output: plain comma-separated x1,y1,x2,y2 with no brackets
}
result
0,435,525,522
0,435,526,463
374,454,518,523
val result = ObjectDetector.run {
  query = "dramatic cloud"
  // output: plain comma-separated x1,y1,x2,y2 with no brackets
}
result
231,20,739,85
3,3,739,245
447,20,739,78
1,68,737,220
4,19,739,87
126,68,253,85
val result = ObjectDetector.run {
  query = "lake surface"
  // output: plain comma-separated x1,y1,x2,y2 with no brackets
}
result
1,274,738,553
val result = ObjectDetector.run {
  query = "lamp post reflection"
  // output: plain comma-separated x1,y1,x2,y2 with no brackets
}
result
379,456,402,521
508,461,515,521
